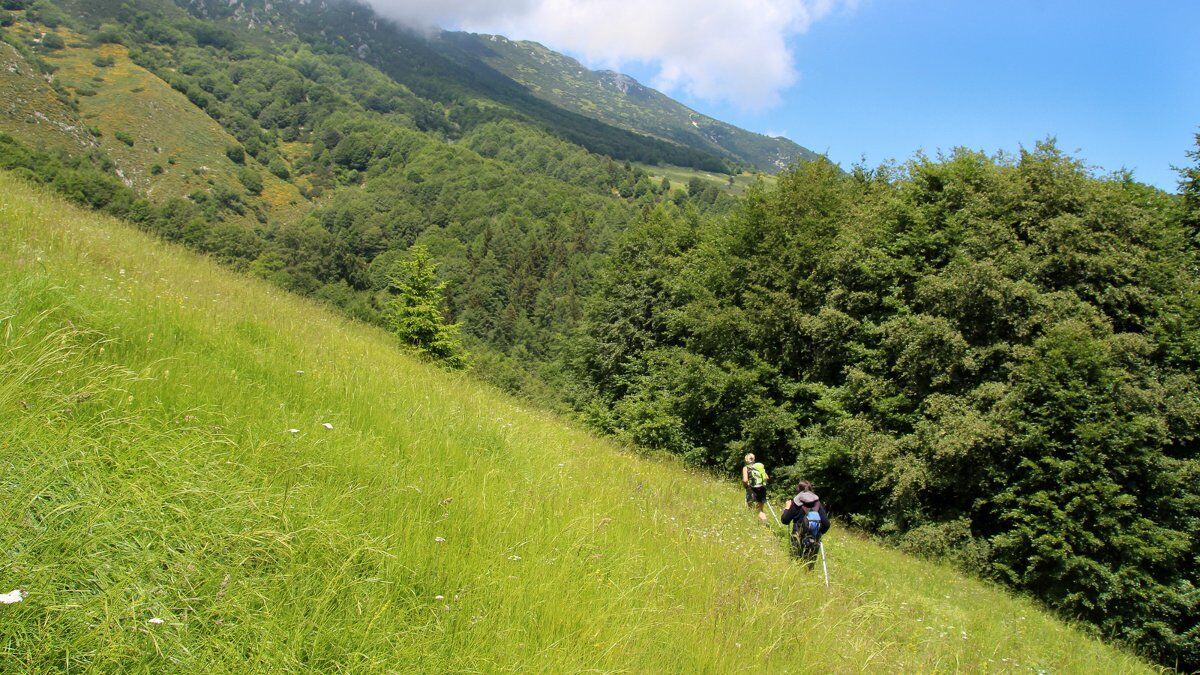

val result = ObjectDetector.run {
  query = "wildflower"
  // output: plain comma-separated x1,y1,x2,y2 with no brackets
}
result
0,589,26,604
287,429,300,434
434,595,444,600
322,422,333,430
296,370,304,375
148,618,164,625
435,536,446,543
508,555,522,561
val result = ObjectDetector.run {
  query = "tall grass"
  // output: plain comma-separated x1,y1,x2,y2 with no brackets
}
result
0,171,1154,671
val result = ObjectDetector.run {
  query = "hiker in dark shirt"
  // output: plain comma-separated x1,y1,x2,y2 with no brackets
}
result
781,480,829,569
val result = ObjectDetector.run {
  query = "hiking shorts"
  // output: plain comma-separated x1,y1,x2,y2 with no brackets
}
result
746,485,767,505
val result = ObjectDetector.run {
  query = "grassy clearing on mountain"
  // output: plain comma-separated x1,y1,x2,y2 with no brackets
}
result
0,37,94,153
636,161,775,195
0,171,1153,671
0,18,307,225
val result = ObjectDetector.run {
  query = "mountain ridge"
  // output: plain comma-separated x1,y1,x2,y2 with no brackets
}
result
437,31,821,173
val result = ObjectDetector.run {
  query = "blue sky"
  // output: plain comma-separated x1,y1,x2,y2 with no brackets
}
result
610,0,1199,190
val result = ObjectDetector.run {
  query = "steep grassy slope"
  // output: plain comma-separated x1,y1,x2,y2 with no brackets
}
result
0,39,96,153
0,19,309,226
0,172,1154,671
440,32,821,173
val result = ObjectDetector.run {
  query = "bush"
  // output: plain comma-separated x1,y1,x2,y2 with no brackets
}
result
225,145,245,164
113,131,134,147
237,167,263,195
26,0,64,27
39,32,64,50
92,55,115,68
268,157,290,180
92,24,126,45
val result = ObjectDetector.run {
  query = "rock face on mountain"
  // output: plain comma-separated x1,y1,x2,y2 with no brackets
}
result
437,32,820,173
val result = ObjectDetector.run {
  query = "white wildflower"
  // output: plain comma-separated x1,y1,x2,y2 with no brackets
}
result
322,422,333,430
434,536,446,543
148,617,164,625
0,589,26,604
287,429,300,434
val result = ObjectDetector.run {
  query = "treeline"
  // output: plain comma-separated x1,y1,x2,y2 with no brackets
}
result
567,143,1200,668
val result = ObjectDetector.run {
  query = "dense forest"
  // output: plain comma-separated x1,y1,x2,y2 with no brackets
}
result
0,0,1197,668
569,145,1200,667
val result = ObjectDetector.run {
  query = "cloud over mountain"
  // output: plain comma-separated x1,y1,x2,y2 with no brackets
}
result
362,0,853,108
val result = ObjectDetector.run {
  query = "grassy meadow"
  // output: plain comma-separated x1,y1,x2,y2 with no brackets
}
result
635,162,777,195
0,171,1155,671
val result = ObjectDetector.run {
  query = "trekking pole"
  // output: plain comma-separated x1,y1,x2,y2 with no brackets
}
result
819,541,830,588
765,499,781,526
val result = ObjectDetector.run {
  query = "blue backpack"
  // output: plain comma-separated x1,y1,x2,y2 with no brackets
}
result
804,510,822,539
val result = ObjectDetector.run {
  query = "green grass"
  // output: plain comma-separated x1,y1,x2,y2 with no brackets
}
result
635,161,776,195
0,171,1154,671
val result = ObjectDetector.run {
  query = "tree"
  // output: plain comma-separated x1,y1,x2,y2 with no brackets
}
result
1179,131,1200,247
384,245,467,368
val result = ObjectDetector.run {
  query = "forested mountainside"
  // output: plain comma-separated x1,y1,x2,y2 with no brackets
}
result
436,32,820,173
0,0,1197,668
178,0,733,172
0,0,743,391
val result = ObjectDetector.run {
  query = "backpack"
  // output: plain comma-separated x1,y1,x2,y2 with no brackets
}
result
747,462,766,487
790,493,824,556
803,510,822,538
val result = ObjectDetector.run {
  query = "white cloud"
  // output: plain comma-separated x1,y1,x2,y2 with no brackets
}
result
362,0,853,108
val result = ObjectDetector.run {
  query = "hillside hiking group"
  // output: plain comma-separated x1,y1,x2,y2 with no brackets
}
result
742,455,831,570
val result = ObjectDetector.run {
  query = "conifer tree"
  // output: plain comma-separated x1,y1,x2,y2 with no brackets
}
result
385,245,467,368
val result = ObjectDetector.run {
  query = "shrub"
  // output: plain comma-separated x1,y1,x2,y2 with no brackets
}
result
26,0,64,27
92,24,126,45
268,157,290,180
39,32,64,50
237,167,263,195
113,131,134,147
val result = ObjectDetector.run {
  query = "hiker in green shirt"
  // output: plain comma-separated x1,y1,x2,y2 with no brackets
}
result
742,453,769,524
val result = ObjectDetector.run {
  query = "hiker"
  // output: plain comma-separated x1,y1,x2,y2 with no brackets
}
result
742,453,769,523
781,481,829,570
